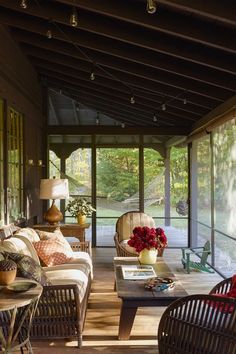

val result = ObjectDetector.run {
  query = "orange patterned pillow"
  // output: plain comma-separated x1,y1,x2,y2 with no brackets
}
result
33,239,74,266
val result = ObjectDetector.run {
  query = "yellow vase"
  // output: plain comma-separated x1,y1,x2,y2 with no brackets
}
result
138,248,157,265
77,213,86,225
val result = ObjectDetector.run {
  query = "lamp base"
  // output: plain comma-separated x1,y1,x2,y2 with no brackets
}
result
44,201,63,225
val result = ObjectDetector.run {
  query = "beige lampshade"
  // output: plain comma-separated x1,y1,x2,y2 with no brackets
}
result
39,179,69,200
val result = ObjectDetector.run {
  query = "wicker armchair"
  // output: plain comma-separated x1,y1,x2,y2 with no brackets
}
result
158,277,236,354
114,211,163,257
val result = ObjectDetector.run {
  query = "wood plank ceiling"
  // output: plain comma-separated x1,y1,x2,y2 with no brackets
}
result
0,0,235,134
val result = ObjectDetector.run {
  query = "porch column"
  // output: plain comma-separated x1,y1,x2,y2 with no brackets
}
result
190,142,198,248
164,148,171,227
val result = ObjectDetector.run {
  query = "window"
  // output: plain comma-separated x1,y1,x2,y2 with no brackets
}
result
7,108,24,222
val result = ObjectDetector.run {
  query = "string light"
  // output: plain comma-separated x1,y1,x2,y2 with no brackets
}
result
146,0,157,14
20,0,27,9
153,113,157,122
90,64,95,81
161,103,166,111
183,98,187,105
121,122,125,128
46,29,52,39
130,94,135,104
70,6,78,27
96,112,99,125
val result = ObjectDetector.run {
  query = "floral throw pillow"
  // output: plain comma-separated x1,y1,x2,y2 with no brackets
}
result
33,239,74,267
35,229,72,252
0,251,51,286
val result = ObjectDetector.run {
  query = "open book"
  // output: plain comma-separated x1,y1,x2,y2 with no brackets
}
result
121,265,156,280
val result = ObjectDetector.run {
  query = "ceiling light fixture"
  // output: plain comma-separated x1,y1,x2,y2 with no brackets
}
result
96,112,99,125
70,6,78,27
90,64,95,81
153,114,157,122
20,0,27,9
46,29,52,39
147,0,157,14
130,94,135,104
161,103,166,111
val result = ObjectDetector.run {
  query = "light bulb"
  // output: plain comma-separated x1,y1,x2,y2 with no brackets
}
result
130,95,135,104
153,114,157,122
46,29,52,39
147,0,157,14
20,0,27,9
162,103,166,111
90,71,95,81
70,7,78,27
121,122,125,128
183,98,187,105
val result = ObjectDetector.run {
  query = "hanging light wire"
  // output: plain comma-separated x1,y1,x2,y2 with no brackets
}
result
32,0,188,112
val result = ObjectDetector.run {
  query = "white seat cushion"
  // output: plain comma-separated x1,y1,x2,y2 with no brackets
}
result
44,268,88,302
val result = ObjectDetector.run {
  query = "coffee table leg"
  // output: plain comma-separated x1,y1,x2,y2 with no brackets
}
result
118,302,137,340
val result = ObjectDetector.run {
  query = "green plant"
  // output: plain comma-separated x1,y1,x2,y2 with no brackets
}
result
66,197,96,217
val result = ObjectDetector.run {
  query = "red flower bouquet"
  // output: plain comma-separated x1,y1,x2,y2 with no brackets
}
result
127,226,167,253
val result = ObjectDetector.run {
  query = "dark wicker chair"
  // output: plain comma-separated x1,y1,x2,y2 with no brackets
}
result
114,211,164,257
158,277,236,354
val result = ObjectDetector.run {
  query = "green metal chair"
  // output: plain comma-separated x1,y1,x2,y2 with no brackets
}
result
181,241,214,274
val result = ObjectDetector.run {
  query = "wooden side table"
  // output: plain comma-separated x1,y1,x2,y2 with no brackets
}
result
33,223,90,242
0,278,42,353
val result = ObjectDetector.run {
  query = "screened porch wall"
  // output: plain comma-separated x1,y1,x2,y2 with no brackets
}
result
49,135,188,249
191,116,236,277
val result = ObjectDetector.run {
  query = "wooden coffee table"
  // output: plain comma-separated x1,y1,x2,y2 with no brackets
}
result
114,257,188,340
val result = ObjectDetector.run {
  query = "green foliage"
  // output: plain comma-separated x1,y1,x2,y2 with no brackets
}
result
97,148,139,201
170,147,188,204
66,197,96,217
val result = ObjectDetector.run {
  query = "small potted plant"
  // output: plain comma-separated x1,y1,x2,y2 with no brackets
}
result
66,197,96,225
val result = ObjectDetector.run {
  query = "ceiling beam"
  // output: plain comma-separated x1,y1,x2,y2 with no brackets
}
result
0,0,235,54
34,62,199,121
45,75,202,119
47,125,190,136
0,7,235,74
56,0,236,29
30,56,225,113
23,44,234,101
13,29,236,93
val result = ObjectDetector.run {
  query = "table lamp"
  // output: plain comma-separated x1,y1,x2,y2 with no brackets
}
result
39,178,69,225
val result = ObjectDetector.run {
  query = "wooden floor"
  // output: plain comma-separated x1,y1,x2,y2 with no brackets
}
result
31,247,223,353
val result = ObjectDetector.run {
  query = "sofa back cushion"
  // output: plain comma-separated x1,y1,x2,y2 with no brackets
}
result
35,229,72,252
0,237,40,262
15,228,40,242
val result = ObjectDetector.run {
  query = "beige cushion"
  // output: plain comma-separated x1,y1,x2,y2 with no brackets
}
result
116,212,155,241
120,240,138,255
0,237,39,260
35,229,72,252
44,268,88,302
43,262,91,277
13,235,40,264
15,228,40,242
69,252,93,278
33,239,74,266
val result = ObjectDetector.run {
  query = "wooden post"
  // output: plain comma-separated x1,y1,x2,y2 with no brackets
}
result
164,148,170,227
190,142,198,248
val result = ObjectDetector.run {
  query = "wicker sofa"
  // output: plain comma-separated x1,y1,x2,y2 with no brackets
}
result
0,225,93,348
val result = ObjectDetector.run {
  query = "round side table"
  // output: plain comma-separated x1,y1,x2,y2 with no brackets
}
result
0,278,42,353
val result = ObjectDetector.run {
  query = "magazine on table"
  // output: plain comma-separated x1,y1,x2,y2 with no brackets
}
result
121,265,157,280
